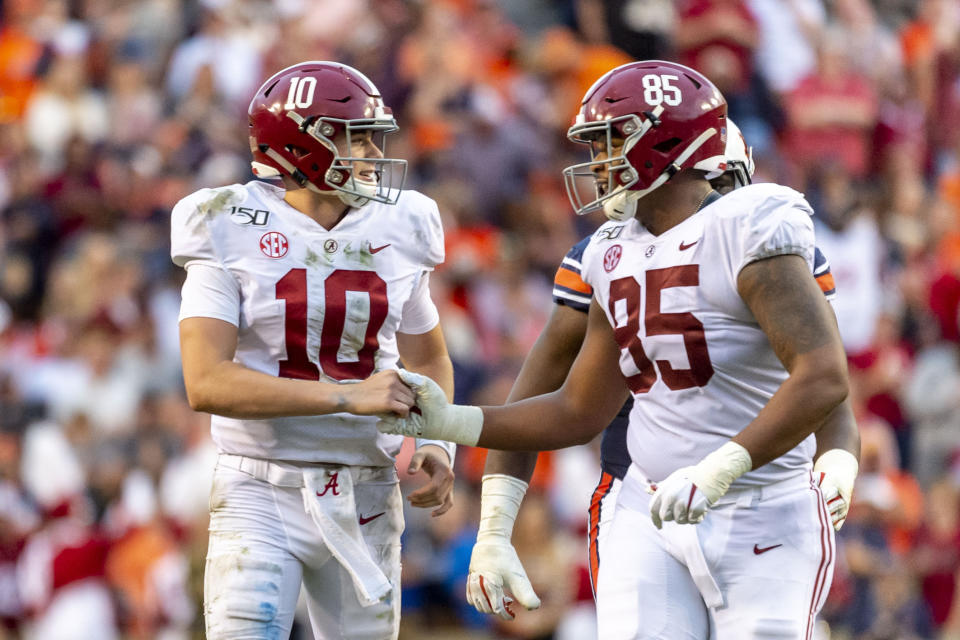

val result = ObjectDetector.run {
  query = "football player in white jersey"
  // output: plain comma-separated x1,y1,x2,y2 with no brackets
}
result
380,61,855,639
460,120,860,623
173,61,456,640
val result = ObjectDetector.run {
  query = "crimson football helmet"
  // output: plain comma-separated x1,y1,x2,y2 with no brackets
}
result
248,61,407,207
563,61,728,221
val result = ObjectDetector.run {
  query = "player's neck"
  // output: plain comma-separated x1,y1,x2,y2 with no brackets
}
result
282,181,351,230
635,173,713,236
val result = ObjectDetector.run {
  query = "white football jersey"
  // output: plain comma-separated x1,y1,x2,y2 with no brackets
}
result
581,183,818,487
171,181,444,466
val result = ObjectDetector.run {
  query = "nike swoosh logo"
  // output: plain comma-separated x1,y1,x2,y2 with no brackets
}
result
359,512,386,525
369,243,391,254
753,543,782,555
679,240,699,251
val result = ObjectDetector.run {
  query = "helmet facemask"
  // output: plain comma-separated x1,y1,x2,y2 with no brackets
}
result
723,135,753,190
286,111,407,208
726,161,752,190
563,110,658,221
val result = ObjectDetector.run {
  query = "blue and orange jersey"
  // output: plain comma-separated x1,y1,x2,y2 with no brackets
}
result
550,237,839,481
814,247,837,302
553,235,631,478
552,235,593,313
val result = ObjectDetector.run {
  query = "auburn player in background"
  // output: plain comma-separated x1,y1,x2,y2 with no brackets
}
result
461,119,859,623
173,61,455,639
380,61,856,639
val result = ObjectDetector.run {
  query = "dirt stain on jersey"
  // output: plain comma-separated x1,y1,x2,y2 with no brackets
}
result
305,243,334,268
412,228,427,250
184,188,243,237
345,241,374,268
338,295,369,361
198,188,242,218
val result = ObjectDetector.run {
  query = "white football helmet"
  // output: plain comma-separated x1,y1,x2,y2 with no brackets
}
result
702,118,755,194
723,118,754,189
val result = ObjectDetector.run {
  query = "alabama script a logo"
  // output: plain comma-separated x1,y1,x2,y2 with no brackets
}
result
316,472,341,497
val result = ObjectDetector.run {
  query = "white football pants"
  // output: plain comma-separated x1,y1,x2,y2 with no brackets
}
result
204,455,403,640
596,469,834,640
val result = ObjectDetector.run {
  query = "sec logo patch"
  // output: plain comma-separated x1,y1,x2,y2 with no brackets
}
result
603,244,623,272
260,231,288,258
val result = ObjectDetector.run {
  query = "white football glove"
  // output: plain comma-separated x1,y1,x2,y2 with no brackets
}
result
466,475,541,620
649,441,752,529
376,370,483,446
814,449,859,531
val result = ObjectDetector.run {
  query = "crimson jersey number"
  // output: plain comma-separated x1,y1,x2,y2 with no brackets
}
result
275,268,388,381
609,265,713,393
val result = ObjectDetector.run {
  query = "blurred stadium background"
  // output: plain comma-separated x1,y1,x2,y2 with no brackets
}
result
1,0,960,638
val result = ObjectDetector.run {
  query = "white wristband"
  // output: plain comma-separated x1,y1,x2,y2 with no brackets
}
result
415,439,456,464
477,474,529,540
691,441,753,503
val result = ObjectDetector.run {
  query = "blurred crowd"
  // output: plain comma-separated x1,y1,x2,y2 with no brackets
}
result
3,0,960,638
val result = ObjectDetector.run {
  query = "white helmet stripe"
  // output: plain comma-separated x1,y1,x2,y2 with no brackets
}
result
672,127,716,168
264,147,298,175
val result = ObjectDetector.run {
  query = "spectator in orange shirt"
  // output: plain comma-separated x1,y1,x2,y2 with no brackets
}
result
0,0,45,123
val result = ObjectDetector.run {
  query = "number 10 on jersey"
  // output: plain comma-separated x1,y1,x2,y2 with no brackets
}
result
275,268,388,381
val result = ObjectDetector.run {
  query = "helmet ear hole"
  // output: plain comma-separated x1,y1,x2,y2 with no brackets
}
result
285,144,309,159
652,137,682,154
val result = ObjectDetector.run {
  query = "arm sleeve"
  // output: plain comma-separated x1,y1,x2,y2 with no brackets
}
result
415,438,456,465
178,262,241,326
737,187,816,276
398,272,440,334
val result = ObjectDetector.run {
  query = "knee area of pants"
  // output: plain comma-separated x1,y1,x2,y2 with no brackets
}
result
206,553,285,640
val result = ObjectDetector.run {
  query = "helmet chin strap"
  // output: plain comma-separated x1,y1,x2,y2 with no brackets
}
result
602,127,719,222
335,176,377,208
262,143,374,207
336,190,369,208
602,170,671,222
602,190,638,222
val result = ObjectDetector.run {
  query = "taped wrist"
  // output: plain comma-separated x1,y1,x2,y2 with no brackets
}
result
439,404,484,447
692,441,753,503
477,474,529,540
